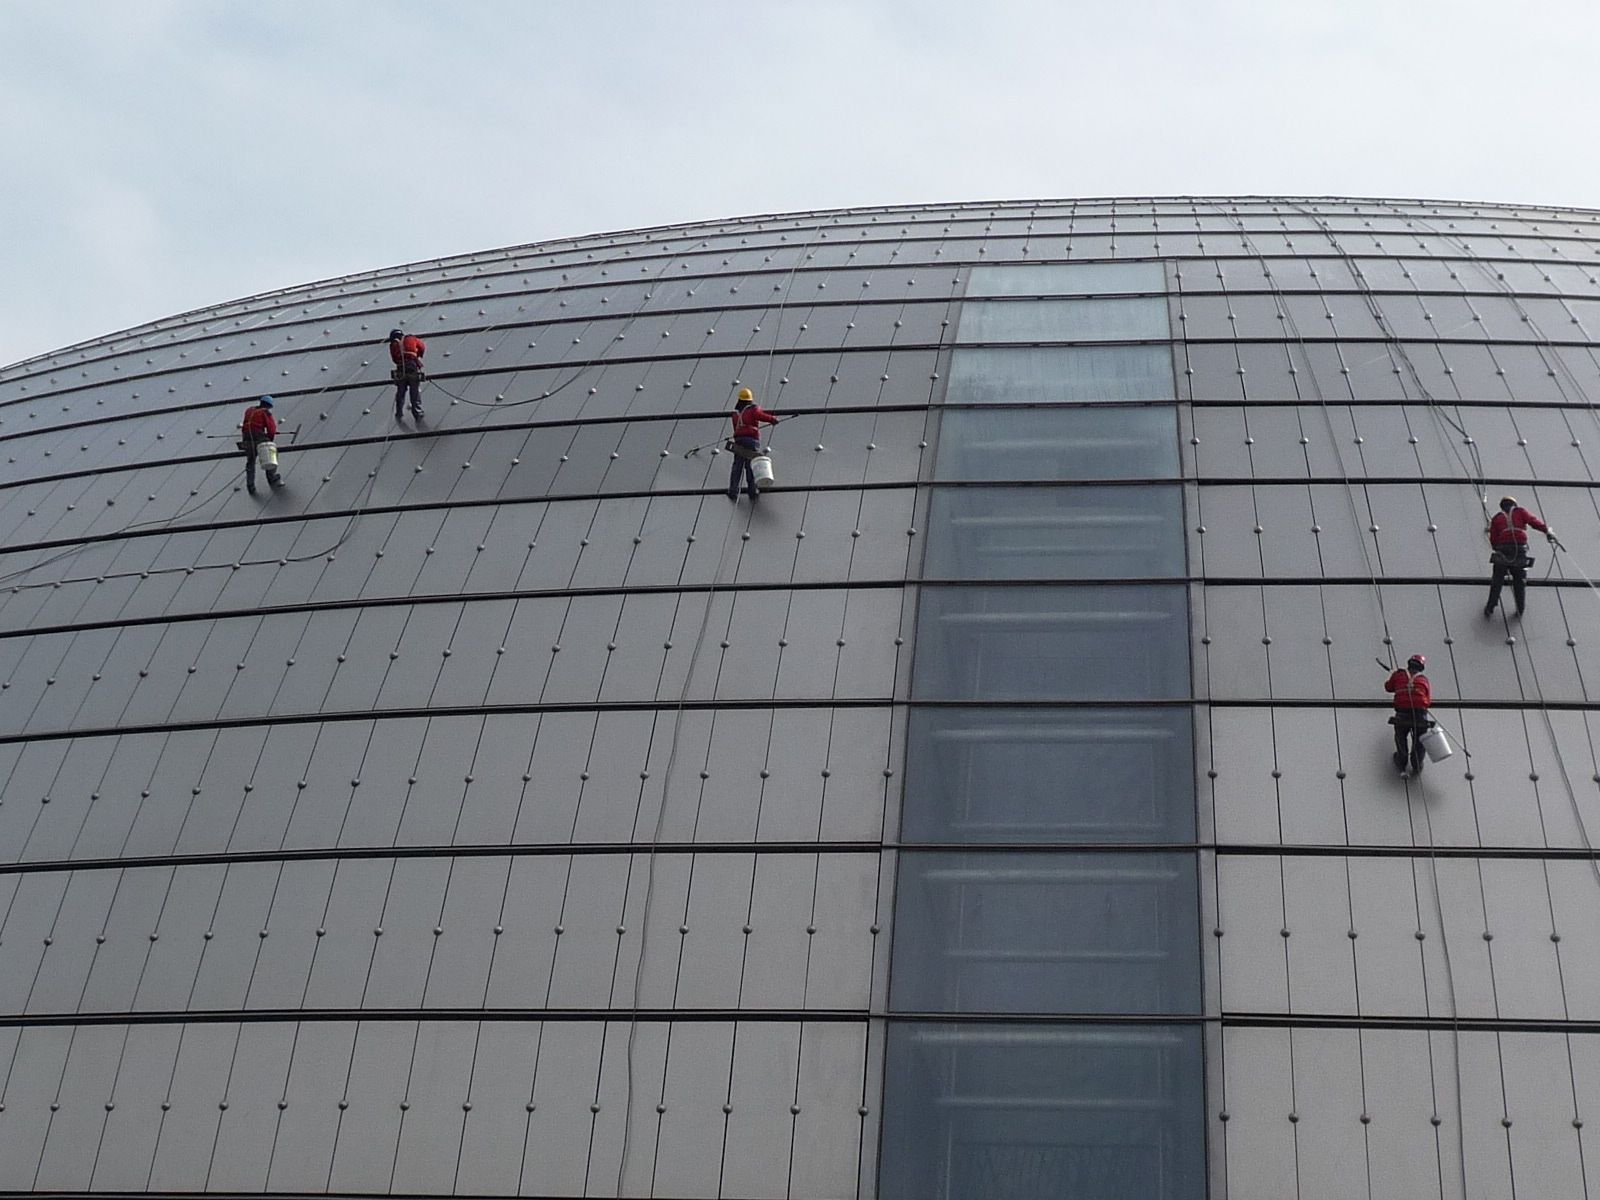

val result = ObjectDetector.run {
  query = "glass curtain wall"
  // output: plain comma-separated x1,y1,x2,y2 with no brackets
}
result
881,262,1204,1200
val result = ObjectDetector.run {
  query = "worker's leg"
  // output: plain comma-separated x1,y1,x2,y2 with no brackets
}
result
407,377,423,417
1407,721,1426,773
1486,558,1509,615
244,444,258,493
1511,556,1528,614
394,381,407,418
1392,721,1409,770
727,453,742,499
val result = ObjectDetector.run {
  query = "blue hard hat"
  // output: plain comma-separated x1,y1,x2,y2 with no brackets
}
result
258,395,274,408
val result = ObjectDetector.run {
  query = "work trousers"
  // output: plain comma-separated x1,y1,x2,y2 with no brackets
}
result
1391,709,1431,770
1487,545,1529,614
727,436,761,499
393,373,422,416
243,437,278,490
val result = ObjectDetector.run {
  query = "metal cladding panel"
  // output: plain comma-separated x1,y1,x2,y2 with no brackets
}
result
3,196,1600,1197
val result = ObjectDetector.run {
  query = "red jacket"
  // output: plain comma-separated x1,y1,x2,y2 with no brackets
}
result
732,403,778,441
1385,669,1431,711
1489,507,1548,546
389,334,426,367
241,406,277,441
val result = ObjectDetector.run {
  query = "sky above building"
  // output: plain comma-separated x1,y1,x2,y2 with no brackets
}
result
3,0,1596,367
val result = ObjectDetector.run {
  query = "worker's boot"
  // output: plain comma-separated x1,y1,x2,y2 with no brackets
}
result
1393,750,1407,773
266,470,283,491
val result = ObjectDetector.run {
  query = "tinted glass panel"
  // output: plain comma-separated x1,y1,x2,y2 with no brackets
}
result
947,346,1176,404
967,262,1167,297
912,585,1190,700
890,850,1200,1013
935,406,1179,481
902,706,1195,843
958,298,1169,343
923,486,1185,579
880,1023,1205,1200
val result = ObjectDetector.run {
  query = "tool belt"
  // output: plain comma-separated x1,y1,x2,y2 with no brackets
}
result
1489,546,1532,568
391,361,424,383
1388,710,1435,728
726,439,764,460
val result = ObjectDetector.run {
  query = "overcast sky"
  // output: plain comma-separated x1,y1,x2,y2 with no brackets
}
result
4,0,1597,367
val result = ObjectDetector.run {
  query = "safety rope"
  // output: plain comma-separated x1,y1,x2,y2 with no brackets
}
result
1215,202,1469,1197
612,221,823,1192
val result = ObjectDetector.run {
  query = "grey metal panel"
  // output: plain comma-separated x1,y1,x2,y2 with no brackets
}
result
1219,1026,1296,1196
650,1020,735,1196
145,1021,237,1191
397,714,484,845
453,713,530,844
723,1021,801,1199
364,855,451,1007
389,1019,476,1194
0,871,71,1013
223,721,321,852
89,1022,181,1191
326,1020,417,1193
423,856,510,1008
205,1020,297,1192
30,1022,124,1190
455,1021,539,1196
1216,853,1289,1012
300,856,390,1008
519,1019,604,1195
1282,855,1359,1015
282,719,381,850
262,1020,356,1192
243,858,335,1010
484,854,567,1008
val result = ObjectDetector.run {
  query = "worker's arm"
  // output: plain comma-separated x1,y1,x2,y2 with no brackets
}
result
1522,508,1552,537
1383,670,1404,693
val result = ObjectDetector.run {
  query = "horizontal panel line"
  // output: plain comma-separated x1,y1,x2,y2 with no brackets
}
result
0,1006,872,1030
3,840,1591,880
0,574,1593,645
0,698,904,746
0,840,887,877
1220,1011,1600,1035
11,695,1600,746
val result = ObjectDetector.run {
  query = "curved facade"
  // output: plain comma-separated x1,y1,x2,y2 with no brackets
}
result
1,197,1600,1197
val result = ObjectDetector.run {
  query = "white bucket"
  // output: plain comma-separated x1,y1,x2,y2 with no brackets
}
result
1419,725,1453,762
260,442,279,469
751,454,775,489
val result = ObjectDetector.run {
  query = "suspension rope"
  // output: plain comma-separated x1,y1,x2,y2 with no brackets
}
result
612,220,824,1192
1215,202,1469,1197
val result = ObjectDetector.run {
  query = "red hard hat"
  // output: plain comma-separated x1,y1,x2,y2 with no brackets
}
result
1407,653,1426,669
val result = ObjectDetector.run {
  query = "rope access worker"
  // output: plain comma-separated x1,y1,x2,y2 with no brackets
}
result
1384,654,1433,776
1484,495,1554,618
727,387,779,502
239,396,282,495
387,329,427,421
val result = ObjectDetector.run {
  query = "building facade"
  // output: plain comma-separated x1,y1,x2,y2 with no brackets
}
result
0,197,1599,1197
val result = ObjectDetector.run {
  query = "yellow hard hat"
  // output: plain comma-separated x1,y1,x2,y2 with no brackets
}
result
736,387,754,402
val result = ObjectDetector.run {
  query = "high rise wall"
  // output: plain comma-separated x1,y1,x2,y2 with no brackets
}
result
0,198,1598,1198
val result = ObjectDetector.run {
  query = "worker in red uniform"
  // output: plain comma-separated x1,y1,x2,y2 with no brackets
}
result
727,387,780,502
388,329,427,421
1485,495,1553,618
1384,654,1433,776
239,396,281,495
